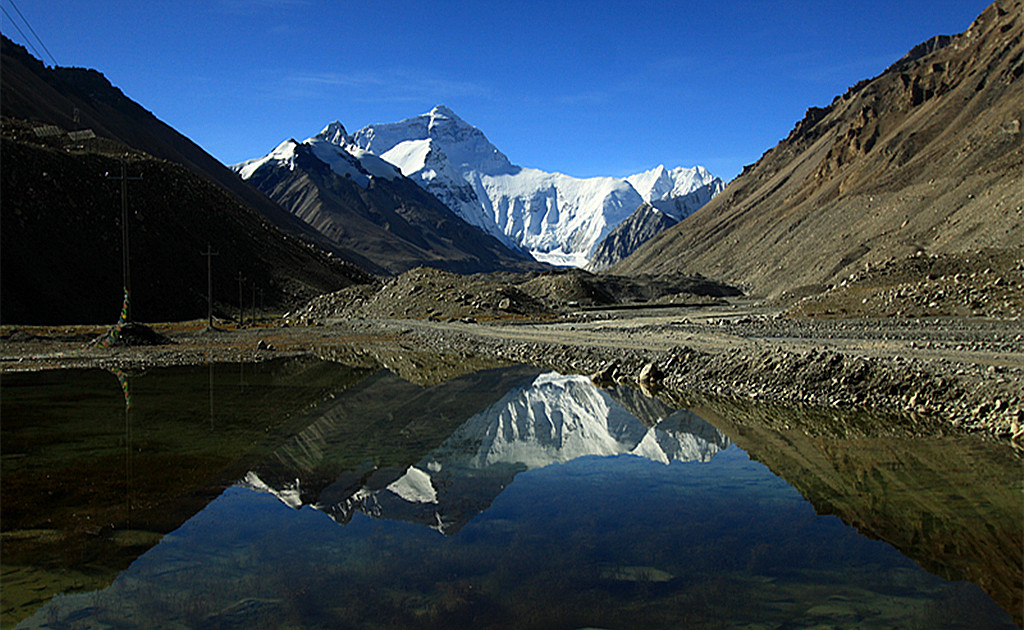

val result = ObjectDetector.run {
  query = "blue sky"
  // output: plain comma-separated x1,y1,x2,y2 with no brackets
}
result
2,0,990,181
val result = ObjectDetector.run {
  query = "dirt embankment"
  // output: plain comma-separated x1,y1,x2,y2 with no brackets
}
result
787,249,1024,320
288,266,738,323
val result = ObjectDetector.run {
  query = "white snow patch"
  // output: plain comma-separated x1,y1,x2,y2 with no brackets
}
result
307,138,370,186
235,139,299,180
345,145,401,180
380,139,433,177
241,471,304,509
630,429,671,464
386,466,437,504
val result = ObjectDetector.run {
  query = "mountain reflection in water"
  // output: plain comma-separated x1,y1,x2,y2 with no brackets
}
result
5,361,1020,630
243,370,731,534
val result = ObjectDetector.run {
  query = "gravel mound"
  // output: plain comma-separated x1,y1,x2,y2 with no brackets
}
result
291,267,744,323
291,267,550,322
90,323,173,347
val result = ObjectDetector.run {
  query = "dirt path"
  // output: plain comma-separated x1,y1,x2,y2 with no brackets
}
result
384,305,1023,369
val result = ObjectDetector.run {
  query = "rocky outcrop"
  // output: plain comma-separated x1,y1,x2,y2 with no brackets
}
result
586,203,679,272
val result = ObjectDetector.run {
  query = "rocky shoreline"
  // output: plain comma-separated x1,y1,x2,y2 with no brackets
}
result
395,317,1023,441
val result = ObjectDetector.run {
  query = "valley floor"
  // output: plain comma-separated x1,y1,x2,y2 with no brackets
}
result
2,303,1022,442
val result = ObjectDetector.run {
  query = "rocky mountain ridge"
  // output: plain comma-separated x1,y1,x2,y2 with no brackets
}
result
233,124,543,275
0,36,354,259
614,0,1023,303
586,175,725,272
587,204,681,272
0,35,384,324
314,105,724,267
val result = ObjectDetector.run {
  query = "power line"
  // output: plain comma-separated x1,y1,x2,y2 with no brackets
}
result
2,0,56,66
0,5,42,62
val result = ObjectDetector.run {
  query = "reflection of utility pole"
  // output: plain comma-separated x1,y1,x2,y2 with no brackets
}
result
208,362,215,429
107,159,142,323
201,244,219,329
236,272,245,327
112,369,133,528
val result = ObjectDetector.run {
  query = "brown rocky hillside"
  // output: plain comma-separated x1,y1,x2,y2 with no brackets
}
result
613,1,1023,304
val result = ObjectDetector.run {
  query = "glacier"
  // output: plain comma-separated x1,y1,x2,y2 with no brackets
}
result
350,105,722,267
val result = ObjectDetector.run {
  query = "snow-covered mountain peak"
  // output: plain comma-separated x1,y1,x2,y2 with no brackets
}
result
234,139,300,179
236,106,722,267
426,104,461,126
626,164,719,204
316,120,350,145
232,127,400,189
346,107,723,265
352,105,516,177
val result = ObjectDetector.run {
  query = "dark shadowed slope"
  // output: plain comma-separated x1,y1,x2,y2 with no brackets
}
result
0,36,384,273
1,118,372,325
586,203,680,272
1,38,300,234
614,1,1023,300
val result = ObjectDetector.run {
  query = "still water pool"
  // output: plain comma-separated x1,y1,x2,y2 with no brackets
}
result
2,358,1020,629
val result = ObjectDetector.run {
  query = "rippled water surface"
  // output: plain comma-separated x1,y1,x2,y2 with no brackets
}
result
2,359,1019,629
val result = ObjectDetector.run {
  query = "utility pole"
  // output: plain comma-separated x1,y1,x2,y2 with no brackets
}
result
201,244,219,329
236,272,246,327
107,159,142,323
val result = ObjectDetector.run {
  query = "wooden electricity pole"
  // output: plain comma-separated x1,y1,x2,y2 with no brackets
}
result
107,159,142,323
251,281,257,326
236,271,246,326
201,244,219,329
